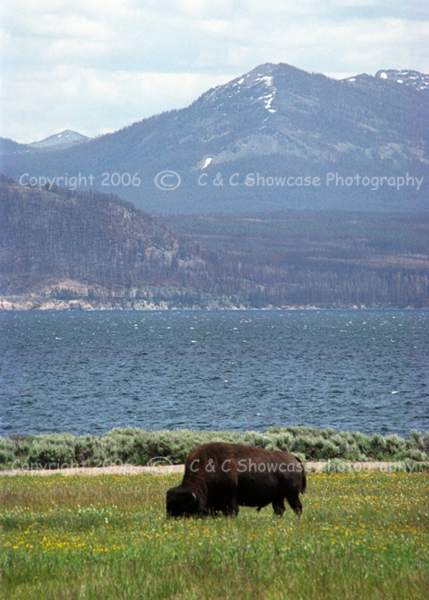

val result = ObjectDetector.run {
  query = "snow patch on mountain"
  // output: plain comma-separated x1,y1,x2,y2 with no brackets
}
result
375,69,429,91
255,75,274,87
341,69,429,92
257,93,276,113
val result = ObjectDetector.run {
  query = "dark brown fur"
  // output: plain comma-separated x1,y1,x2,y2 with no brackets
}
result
166,442,306,518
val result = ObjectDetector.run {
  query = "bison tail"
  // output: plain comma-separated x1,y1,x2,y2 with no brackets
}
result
297,458,307,494
301,466,307,494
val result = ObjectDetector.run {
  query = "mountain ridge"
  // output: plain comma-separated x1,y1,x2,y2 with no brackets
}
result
0,175,213,307
1,62,428,214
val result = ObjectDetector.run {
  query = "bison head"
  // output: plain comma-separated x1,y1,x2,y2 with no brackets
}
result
166,486,203,517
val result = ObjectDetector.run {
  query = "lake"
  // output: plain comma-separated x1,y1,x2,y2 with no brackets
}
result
0,310,428,438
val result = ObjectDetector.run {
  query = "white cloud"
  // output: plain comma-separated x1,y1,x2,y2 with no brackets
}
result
3,68,232,143
329,1,379,6
20,14,111,39
1,0,428,142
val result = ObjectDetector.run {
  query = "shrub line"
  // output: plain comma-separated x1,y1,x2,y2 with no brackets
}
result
1,426,428,472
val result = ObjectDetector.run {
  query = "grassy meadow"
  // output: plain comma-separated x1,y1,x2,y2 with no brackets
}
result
0,470,428,599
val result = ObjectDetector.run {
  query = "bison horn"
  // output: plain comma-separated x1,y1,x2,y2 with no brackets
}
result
192,492,197,502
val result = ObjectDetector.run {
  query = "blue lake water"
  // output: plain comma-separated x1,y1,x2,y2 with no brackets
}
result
0,310,428,438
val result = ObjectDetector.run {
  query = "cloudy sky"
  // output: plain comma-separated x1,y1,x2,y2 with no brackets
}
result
1,0,428,143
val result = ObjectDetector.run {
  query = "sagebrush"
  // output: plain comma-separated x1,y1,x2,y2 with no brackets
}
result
1,426,428,469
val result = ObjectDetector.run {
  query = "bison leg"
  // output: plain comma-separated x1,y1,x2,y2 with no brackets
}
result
285,492,303,516
272,499,285,516
218,497,239,517
221,505,235,517
229,497,239,517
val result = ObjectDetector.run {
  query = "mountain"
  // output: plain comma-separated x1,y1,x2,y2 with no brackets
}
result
1,62,428,214
29,129,89,150
1,176,428,309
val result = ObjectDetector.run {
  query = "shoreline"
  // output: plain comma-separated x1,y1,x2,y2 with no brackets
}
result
1,296,427,311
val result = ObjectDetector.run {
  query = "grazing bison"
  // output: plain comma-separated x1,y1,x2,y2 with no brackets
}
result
166,442,306,518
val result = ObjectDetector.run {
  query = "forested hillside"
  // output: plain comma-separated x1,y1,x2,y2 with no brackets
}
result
0,176,211,307
1,176,428,309
164,212,429,308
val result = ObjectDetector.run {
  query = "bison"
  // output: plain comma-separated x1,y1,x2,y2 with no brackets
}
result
166,442,306,518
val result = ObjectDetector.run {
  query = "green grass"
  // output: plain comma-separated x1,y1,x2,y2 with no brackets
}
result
0,471,428,599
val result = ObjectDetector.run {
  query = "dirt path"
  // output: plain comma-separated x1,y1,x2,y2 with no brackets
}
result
0,461,415,477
